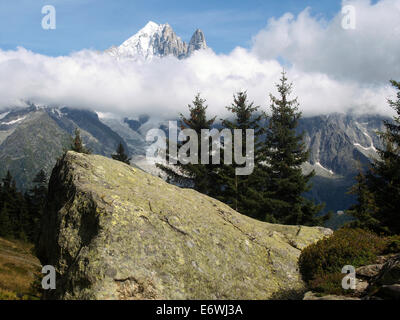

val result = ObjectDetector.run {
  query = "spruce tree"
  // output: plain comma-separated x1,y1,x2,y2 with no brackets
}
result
112,142,131,164
0,204,12,238
27,170,48,241
364,80,400,234
70,128,91,154
0,171,20,238
347,169,380,231
0,170,38,241
259,71,325,226
218,91,265,217
33,170,47,186
157,94,218,196
2,171,14,191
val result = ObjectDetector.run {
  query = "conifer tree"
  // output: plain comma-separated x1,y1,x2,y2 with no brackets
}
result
157,94,218,196
0,204,12,238
347,169,380,231
0,171,23,238
258,71,326,226
2,171,14,191
218,91,265,217
33,170,47,186
112,142,131,164
364,80,400,234
27,170,48,241
70,128,91,154
0,169,47,241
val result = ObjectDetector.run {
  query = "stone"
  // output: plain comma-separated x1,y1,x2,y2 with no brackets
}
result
37,151,332,300
356,264,384,279
371,254,400,286
355,279,369,294
366,254,400,299
377,284,400,300
375,254,396,265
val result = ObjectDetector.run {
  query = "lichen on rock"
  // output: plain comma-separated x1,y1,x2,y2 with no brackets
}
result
37,151,332,300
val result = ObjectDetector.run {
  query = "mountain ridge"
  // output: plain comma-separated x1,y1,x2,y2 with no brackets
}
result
0,104,390,223
106,21,208,60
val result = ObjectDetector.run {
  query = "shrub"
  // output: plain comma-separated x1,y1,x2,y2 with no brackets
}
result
299,228,387,283
383,235,400,254
308,273,350,296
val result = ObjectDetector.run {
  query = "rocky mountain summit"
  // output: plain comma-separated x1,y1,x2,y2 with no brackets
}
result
37,151,331,300
107,21,207,60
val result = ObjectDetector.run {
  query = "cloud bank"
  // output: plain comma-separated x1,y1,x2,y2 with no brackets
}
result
252,0,400,84
0,0,399,118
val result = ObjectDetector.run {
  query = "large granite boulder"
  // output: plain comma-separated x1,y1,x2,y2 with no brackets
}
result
37,152,332,300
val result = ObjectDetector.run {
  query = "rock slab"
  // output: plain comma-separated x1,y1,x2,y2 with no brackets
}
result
37,152,332,300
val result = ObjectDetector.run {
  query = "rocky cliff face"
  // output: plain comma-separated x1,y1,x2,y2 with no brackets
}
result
37,152,331,300
298,113,387,177
187,29,207,56
107,21,207,60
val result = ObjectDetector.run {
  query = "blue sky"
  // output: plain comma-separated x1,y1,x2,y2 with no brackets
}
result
0,0,343,56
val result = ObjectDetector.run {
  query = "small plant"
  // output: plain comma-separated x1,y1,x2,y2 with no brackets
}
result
308,273,351,296
299,228,387,283
383,235,400,254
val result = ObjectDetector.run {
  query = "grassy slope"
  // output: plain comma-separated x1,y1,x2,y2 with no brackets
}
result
0,237,41,300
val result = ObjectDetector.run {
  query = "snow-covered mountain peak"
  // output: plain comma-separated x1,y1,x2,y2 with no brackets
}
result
141,21,161,33
107,21,208,61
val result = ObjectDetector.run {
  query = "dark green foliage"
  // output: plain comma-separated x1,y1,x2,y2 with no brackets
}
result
0,170,47,242
0,171,26,239
25,170,48,242
158,76,326,227
308,273,350,296
299,228,400,295
348,80,400,235
346,169,380,231
157,94,219,196
383,235,400,254
299,228,387,283
257,72,326,225
69,128,91,154
218,91,265,218
112,142,131,164
0,204,13,238
367,81,400,234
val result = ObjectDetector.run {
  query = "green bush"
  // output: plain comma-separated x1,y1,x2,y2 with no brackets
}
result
308,273,350,296
299,228,387,283
383,235,400,254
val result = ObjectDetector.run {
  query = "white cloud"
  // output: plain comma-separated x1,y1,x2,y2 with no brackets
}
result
0,0,398,119
252,0,400,84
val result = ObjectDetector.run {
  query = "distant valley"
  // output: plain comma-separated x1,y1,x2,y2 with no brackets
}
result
0,104,389,224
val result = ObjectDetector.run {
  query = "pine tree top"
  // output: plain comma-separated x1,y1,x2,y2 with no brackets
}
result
180,94,216,132
111,142,131,165
70,128,91,154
